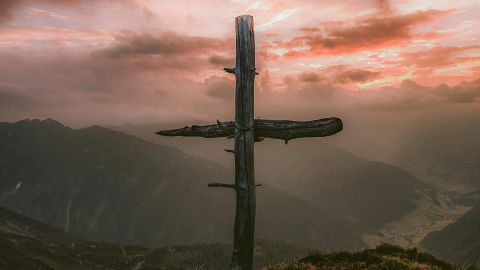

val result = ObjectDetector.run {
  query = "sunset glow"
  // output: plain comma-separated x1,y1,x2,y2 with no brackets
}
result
1,0,479,126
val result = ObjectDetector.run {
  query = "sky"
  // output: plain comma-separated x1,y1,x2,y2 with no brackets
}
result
0,0,479,129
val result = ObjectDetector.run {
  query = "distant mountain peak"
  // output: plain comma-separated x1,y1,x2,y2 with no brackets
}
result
10,118,65,129
81,124,111,132
78,124,136,139
40,118,64,127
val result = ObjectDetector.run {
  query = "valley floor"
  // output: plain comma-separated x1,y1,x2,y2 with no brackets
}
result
363,192,470,248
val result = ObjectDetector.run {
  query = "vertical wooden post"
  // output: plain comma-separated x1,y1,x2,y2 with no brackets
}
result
231,15,256,270
157,13,343,270
157,14,343,270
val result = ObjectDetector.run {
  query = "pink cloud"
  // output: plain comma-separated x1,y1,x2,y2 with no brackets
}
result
264,9,452,57
0,0,479,127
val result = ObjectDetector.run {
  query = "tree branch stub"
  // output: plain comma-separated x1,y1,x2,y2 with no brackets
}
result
208,183,236,189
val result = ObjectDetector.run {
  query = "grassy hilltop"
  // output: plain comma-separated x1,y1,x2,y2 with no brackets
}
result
268,244,478,270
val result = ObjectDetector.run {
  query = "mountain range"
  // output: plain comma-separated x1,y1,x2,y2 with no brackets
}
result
387,114,480,266
120,119,480,265
0,118,363,250
119,122,457,241
0,118,477,266
390,114,480,193
421,204,480,267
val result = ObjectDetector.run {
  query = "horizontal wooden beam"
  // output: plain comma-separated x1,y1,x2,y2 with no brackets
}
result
208,183,236,189
156,117,342,142
255,118,342,143
157,121,234,138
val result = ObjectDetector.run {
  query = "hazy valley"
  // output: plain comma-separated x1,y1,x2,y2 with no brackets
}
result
119,120,475,246
0,118,477,268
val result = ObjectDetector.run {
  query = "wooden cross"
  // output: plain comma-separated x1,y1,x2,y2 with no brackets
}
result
157,15,343,270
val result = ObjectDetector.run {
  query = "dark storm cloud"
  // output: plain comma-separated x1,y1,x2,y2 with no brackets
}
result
99,32,231,58
83,30,234,75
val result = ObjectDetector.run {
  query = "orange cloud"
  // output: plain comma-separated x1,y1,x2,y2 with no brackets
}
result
267,9,452,57
1,0,479,127
401,45,480,68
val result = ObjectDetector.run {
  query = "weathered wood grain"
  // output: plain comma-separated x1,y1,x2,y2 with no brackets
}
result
231,15,256,270
156,117,343,142
255,117,342,143
154,14,344,270
156,122,234,138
